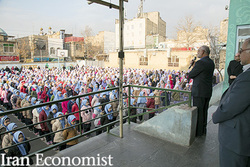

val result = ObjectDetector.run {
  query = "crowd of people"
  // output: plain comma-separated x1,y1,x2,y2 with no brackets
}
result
0,64,220,164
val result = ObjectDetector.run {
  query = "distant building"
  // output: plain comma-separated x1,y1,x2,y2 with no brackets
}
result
16,35,48,62
17,28,76,62
85,31,115,60
0,28,19,62
218,18,228,70
219,18,228,43
64,36,84,60
115,11,166,50
105,48,196,70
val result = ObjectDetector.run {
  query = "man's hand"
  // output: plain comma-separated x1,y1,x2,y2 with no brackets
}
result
230,75,237,79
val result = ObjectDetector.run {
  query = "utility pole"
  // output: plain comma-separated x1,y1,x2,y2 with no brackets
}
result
87,0,127,138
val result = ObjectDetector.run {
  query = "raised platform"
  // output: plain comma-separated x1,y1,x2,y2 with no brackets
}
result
135,105,197,147
50,121,219,167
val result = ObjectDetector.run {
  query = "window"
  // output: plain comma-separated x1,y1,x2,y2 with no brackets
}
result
50,47,55,55
139,56,148,66
236,25,250,54
76,44,79,50
3,44,14,53
65,43,70,49
168,55,179,67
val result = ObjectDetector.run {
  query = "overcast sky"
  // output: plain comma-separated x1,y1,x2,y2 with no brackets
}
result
0,0,229,39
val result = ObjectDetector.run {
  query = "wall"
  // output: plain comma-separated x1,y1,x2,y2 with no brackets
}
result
116,18,146,49
48,38,63,57
0,61,77,69
103,31,115,53
224,0,250,90
105,49,195,70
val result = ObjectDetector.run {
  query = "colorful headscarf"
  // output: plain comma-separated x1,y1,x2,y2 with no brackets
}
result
6,122,17,135
1,115,9,128
31,97,37,105
56,112,65,129
51,104,58,117
42,106,50,116
104,104,113,120
67,115,76,127
13,131,27,156
35,101,42,114
137,91,147,104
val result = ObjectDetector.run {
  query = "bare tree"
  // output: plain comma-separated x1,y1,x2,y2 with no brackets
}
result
176,16,201,49
203,25,225,81
16,38,30,62
81,26,103,59
176,16,225,81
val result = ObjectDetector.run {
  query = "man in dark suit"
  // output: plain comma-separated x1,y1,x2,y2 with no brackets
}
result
188,45,215,137
227,52,243,85
212,38,250,167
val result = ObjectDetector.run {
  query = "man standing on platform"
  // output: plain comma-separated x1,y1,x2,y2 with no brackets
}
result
188,45,215,137
213,38,250,167
227,52,243,85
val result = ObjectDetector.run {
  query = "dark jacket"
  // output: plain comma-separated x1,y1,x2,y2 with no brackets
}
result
188,56,215,98
47,112,54,132
6,141,33,166
212,68,250,156
227,60,243,85
67,100,74,113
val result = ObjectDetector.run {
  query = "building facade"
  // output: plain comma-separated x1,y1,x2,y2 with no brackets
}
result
65,36,85,60
0,28,19,62
115,12,166,50
104,49,196,71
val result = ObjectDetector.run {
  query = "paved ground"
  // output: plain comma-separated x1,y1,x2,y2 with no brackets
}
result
1,102,220,167
50,104,220,167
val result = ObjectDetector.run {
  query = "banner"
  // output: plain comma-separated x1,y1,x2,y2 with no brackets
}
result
0,56,19,61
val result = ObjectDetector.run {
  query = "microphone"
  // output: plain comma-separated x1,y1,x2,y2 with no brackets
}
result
188,57,197,69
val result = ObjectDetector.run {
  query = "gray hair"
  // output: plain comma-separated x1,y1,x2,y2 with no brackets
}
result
245,38,250,50
201,45,210,55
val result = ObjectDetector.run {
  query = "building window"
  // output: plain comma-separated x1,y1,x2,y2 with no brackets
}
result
139,56,148,66
236,25,250,54
3,44,14,53
76,44,82,50
76,44,79,50
50,47,55,55
65,43,70,49
168,55,179,67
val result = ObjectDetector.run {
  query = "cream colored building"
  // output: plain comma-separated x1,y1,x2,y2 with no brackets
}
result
115,12,166,50
219,18,228,43
86,31,115,54
218,18,228,71
104,49,196,71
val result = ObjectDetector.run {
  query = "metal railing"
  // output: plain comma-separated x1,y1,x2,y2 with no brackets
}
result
0,85,191,160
